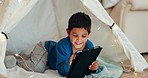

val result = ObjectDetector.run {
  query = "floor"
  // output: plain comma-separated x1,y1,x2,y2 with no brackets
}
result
120,53,148,78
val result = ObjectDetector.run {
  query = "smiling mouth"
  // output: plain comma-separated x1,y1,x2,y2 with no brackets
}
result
75,42,83,45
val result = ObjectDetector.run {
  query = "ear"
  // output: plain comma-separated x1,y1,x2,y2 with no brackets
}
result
66,28,70,36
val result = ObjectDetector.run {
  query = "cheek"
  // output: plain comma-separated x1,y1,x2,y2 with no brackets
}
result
70,36,76,43
82,36,89,42
82,38,88,43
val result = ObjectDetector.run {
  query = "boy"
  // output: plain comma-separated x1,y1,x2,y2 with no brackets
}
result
45,12,101,76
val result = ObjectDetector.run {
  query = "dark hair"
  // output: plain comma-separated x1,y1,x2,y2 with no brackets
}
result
68,12,91,34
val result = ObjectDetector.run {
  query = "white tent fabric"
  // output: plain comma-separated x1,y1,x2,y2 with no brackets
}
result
0,0,39,77
0,0,148,77
0,34,7,77
82,0,148,72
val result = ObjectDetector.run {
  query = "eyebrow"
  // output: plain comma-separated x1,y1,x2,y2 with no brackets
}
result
72,32,88,35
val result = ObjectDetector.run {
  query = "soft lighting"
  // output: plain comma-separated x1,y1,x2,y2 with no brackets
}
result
114,40,117,43
0,1,2,4
18,0,22,3
112,45,114,47
30,75,34,78
134,72,137,75
0,0,4,4
15,53,19,56
134,72,137,77
97,26,101,31
121,61,126,71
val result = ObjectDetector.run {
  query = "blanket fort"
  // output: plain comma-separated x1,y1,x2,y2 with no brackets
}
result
0,0,148,77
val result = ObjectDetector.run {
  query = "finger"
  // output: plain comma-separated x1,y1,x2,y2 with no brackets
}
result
89,65,92,69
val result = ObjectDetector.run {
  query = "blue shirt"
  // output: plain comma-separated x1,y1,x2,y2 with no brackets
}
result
45,37,96,76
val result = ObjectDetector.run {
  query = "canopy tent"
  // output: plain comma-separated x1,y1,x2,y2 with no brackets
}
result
0,0,148,78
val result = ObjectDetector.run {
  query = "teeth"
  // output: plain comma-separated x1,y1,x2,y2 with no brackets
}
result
76,42,81,45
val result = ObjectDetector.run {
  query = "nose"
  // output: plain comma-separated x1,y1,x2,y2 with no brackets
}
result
77,36,82,41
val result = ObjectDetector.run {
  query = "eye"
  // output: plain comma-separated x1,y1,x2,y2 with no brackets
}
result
82,35,87,38
73,34,78,37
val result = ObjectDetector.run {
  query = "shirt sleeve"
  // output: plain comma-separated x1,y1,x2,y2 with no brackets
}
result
56,41,71,76
95,65,103,73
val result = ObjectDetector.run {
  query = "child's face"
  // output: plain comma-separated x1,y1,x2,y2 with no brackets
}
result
68,28,89,50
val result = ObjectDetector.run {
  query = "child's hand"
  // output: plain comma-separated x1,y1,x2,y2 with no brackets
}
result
69,53,75,65
89,60,98,71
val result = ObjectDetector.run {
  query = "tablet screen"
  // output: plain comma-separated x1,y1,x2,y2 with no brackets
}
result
66,46,102,78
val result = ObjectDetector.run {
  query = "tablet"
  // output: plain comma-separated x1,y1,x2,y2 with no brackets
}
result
66,46,103,78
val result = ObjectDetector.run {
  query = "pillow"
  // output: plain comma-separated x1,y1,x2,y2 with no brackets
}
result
16,41,48,73
4,55,16,68
102,0,120,8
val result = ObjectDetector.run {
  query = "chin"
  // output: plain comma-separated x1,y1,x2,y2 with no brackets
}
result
75,45,83,50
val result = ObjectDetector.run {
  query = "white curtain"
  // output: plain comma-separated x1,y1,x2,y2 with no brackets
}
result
81,0,148,72
81,0,114,26
6,0,59,54
112,25,148,72
0,33,7,77
0,0,38,77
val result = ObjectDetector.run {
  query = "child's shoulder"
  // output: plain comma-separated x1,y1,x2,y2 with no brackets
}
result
58,36,70,43
86,39,94,48
56,37,72,51
57,37,71,46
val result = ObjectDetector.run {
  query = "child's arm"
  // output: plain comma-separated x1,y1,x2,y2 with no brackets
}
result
69,52,76,65
56,43,71,76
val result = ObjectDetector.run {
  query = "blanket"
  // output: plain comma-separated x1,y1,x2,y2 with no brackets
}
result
6,58,123,78
5,41,123,78
85,58,123,78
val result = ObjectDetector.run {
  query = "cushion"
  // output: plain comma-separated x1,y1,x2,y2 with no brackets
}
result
16,41,48,73
4,55,16,68
131,0,148,10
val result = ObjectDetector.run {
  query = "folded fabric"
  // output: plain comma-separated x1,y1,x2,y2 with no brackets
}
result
16,42,48,73
84,57,123,78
